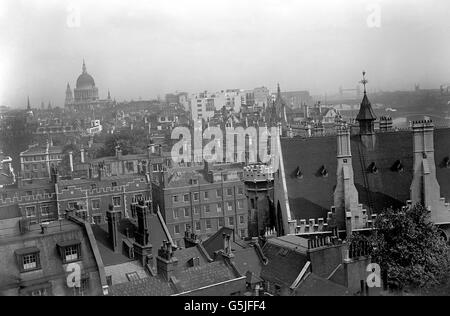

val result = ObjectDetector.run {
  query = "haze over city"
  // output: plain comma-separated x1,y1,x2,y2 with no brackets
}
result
1,0,450,107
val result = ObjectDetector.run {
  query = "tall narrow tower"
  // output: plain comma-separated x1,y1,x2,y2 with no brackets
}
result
356,71,377,149
332,125,368,236
65,83,73,106
410,120,450,224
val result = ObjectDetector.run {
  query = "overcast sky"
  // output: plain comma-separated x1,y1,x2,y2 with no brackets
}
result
0,0,449,108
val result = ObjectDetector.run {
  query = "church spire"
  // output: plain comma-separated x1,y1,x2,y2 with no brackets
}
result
82,59,87,74
27,96,31,110
356,71,376,135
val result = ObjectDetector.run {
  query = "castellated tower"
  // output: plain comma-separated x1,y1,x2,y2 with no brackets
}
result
332,125,369,236
410,120,450,224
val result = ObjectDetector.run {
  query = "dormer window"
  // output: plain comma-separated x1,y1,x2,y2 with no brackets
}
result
318,165,328,178
15,247,41,272
57,241,82,264
295,166,303,179
391,160,404,173
442,157,450,168
367,162,378,174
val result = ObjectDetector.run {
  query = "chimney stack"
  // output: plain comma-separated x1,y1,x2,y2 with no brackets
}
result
156,241,178,281
410,120,450,224
222,233,232,256
115,146,122,159
106,205,121,253
133,201,153,266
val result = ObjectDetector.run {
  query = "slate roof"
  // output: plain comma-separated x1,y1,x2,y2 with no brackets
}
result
202,226,247,258
173,260,239,293
293,272,351,296
280,128,450,221
356,93,376,121
108,277,174,296
20,145,63,156
232,247,265,278
260,237,309,288
172,245,210,269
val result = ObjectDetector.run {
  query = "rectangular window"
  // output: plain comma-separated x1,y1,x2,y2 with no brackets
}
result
240,229,246,239
173,195,179,203
113,196,121,207
174,225,180,235
238,187,244,195
23,253,38,270
204,191,209,200
64,245,79,262
193,206,200,215
183,194,189,202
184,208,190,217
216,189,222,197
193,192,199,201
227,202,233,211
41,205,50,217
237,200,243,209
195,221,201,231
204,205,210,213
206,219,212,230
227,188,233,196
112,182,118,187
126,162,134,172
217,203,222,213
68,201,79,210
30,288,48,296
229,217,234,226
91,199,100,210
25,206,36,219
240,215,245,224
173,209,179,219
218,217,224,227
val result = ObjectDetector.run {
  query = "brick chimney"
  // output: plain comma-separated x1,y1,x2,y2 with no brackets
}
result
184,229,200,248
222,233,233,257
106,205,121,253
115,145,122,159
156,241,178,281
133,201,153,266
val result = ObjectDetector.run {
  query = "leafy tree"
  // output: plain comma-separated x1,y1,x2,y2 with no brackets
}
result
96,129,149,158
369,204,450,291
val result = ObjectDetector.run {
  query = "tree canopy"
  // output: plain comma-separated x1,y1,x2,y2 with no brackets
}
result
367,204,450,291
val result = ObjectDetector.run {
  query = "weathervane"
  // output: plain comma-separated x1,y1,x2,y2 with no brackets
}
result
360,71,368,94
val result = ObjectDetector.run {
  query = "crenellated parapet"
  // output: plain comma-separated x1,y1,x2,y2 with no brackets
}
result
57,177,149,200
295,204,377,236
0,193,56,205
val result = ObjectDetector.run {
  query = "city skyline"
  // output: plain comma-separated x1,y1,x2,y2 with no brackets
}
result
1,0,450,108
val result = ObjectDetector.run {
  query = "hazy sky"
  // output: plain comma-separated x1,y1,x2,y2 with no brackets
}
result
1,0,449,108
